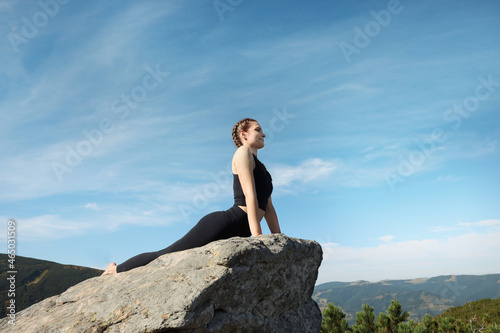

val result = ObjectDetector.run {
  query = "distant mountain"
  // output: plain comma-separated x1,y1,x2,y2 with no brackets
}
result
313,274,500,324
0,254,103,318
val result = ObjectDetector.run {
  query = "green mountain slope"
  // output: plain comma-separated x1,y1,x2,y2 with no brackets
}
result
313,274,500,324
0,254,103,318
435,298,500,324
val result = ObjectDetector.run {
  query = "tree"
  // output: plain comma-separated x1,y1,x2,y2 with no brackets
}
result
321,302,350,333
352,304,376,333
378,313,392,333
438,316,468,333
469,302,487,333
487,324,500,333
422,313,439,333
398,320,422,333
377,299,409,333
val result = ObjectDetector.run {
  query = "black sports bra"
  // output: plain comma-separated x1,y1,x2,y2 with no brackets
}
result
233,154,273,211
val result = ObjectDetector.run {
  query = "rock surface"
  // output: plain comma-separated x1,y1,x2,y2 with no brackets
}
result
3,234,323,332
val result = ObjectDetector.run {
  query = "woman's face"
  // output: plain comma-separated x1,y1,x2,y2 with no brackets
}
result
242,121,266,149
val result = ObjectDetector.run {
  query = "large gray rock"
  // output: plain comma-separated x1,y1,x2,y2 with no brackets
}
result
3,234,322,332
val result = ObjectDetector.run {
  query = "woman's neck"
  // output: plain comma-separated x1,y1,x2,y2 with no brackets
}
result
244,145,258,157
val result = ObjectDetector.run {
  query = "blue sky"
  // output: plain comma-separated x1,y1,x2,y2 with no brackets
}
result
1,0,499,284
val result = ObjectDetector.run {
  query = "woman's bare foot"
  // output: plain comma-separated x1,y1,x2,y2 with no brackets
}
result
101,262,117,276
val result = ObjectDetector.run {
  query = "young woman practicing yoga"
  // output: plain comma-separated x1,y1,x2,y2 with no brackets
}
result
102,118,281,275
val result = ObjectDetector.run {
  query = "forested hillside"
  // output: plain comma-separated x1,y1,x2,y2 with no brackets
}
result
0,254,103,318
314,274,500,323
435,298,500,324
321,297,500,333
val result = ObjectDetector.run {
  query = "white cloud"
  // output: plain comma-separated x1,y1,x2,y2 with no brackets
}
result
271,158,338,187
14,214,91,241
317,224,500,283
432,175,464,183
6,202,181,242
379,235,394,242
428,225,461,233
0,114,174,202
476,219,500,227
84,203,99,210
429,219,500,234
459,219,500,228
332,83,379,95
325,126,500,190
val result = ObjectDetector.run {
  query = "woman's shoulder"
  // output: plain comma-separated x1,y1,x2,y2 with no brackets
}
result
233,146,252,159
232,146,255,168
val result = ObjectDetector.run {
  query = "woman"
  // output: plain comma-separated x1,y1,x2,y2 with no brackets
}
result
102,118,281,275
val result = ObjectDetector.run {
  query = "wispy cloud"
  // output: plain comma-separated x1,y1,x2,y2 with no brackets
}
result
429,219,500,234
13,214,92,241
428,225,462,233
458,219,500,229
83,203,99,210
431,175,464,183
4,201,183,242
0,115,173,201
331,128,499,190
379,235,394,242
332,83,379,95
270,158,338,188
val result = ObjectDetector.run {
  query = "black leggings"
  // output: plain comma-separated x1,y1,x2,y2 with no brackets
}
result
116,206,250,273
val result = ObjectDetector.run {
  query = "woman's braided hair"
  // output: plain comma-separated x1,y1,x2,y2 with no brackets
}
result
232,118,257,147
231,118,272,181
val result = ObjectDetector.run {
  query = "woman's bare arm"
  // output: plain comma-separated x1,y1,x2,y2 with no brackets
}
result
233,147,262,236
264,197,281,234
